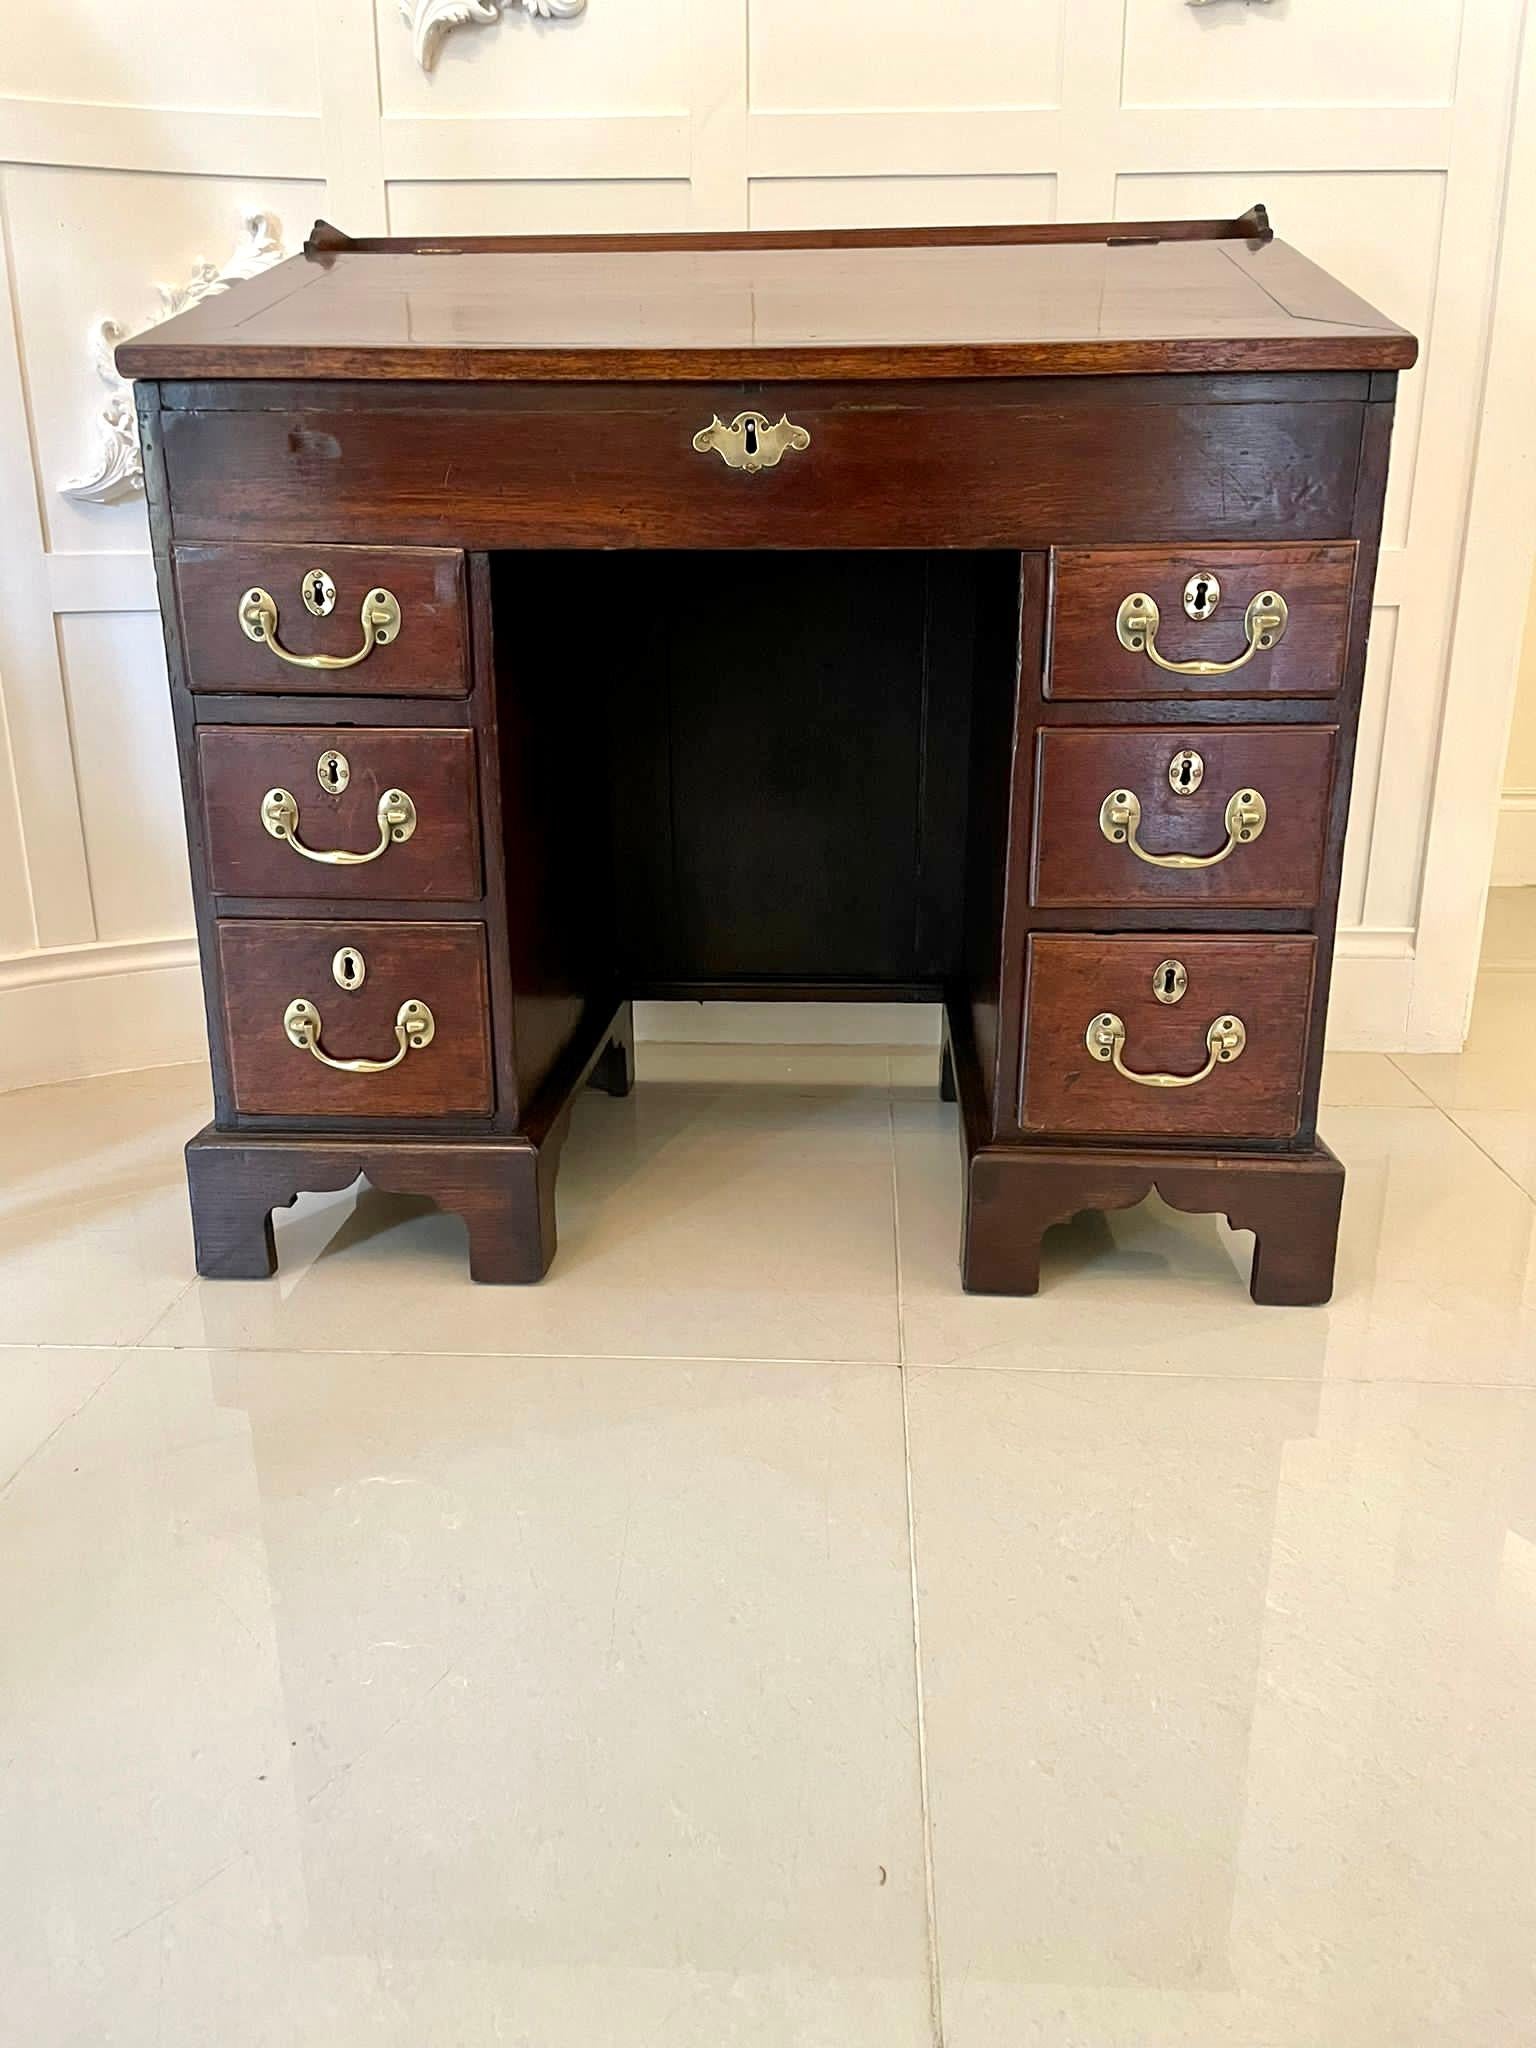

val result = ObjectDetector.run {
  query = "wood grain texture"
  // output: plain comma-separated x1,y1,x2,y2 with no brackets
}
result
183,996,630,1281
1018,934,1317,1141
174,543,468,695
1047,543,1358,700
158,386,1367,550
115,226,1414,384
1030,725,1337,909
217,919,493,1119
197,724,480,900
946,996,1344,1304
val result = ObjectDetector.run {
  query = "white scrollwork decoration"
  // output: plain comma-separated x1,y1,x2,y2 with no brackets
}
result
402,0,587,75
59,211,288,506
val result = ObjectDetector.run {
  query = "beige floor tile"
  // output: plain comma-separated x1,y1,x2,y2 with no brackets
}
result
637,1041,899,1087
906,1366,1536,2048
1318,1050,1430,1107
1391,969,1536,1108
0,1346,123,1491
1475,884,1536,969
0,1065,210,1347
0,1346,932,2048
889,1048,948,1091
146,1084,901,1360
1445,1107,1536,1199
0,1060,209,1195
0,1182,199,1348
895,1100,1536,1383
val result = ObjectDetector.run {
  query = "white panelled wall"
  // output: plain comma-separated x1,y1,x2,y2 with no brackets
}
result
1,0,1533,1088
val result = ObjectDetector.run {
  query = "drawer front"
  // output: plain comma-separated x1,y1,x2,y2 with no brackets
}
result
158,386,1368,550
198,726,481,901
1047,543,1356,700
175,544,468,695
1020,934,1315,1140
219,920,493,1118
1031,725,1336,909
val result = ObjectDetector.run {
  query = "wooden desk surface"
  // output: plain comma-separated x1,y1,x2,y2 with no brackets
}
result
118,215,1416,385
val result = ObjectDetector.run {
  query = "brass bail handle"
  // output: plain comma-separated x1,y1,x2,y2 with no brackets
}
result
283,997,435,1074
1115,588,1288,677
693,410,811,473
1098,785,1266,869
260,784,417,865
1085,1011,1247,1089
238,580,402,671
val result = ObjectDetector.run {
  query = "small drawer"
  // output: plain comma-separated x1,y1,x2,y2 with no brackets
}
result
1031,725,1336,909
198,726,481,901
219,920,493,1118
1047,543,1356,700
175,544,468,695
1019,934,1315,1140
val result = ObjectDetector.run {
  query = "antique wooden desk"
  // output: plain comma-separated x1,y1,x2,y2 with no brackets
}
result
120,208,1415,1304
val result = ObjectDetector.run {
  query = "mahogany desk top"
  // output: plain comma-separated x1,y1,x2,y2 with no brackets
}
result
119,207,1415,386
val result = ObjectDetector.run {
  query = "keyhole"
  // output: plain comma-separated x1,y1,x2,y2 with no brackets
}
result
315,749,350,795
743,416,759,456
1192,579,1209,613
1152,957,1187,1006
1166,748,1204,796
308,575,324,606
332,945,366,991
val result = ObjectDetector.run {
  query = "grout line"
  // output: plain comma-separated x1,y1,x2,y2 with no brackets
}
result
888,1361,1536,1392
0,1348,128,1500
1433,1102,1536,1206
899,1360,946,2048
892,1101,946,2047
29,1338,1536,1392
890,1097,906,1367
1379,1053,1439,1105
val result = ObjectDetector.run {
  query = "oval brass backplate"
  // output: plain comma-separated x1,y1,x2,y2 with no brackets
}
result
1183,571,1221,620
316,748,350,795
332,945,366,991
1167,748,1204,795
302,567,337,617
1152,958,1188,1005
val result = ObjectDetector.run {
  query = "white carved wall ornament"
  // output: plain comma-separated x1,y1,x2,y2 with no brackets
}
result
59,212,288,507
403,0,587,76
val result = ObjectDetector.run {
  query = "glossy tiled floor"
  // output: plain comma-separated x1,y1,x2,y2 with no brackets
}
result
6,905,1536,2045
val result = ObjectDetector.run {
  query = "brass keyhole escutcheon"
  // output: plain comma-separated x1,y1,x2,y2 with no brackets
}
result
316,749,350,795
692,411,812,473
1153,958,1188,1005
302,567,337,617
1183,571,1221,620
1167,749,1204,796
332,946,366,992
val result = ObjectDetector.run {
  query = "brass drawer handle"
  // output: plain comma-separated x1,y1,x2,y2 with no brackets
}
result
1115,588,1288,676
238,583,401,670
260,785,417,865
693,410,810,473
283,997,434,1073
1099,785,1266,868
1085,1011,1247,1089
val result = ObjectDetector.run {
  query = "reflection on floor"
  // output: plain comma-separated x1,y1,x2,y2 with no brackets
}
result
4,896,1536,2046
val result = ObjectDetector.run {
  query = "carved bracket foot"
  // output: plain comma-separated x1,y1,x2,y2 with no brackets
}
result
960,1141,1344,1304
